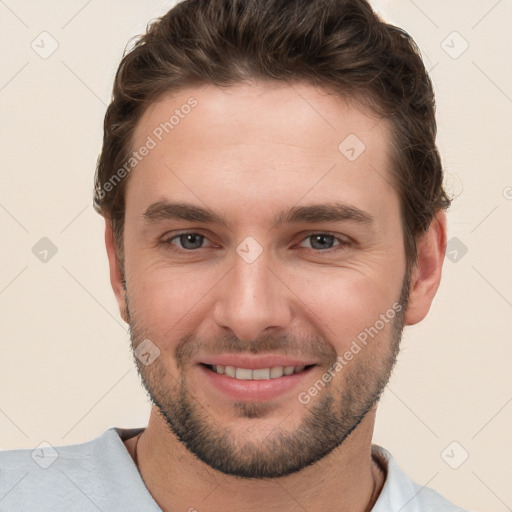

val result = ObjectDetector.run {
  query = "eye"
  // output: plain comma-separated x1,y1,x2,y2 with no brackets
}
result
160,231,350,254
162,232,212,251
297,233,350,252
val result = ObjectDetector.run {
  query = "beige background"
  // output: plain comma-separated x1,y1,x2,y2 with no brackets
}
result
1,1,511,511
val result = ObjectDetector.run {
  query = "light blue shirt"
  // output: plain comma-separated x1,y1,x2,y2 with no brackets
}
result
0,427,470,511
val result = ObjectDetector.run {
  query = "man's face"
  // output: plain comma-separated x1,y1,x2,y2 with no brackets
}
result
118,82,409,478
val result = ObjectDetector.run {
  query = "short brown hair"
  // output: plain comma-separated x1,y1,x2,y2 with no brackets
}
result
94,0,451,269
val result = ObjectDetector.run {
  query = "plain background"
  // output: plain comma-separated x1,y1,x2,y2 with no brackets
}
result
0,1,511,511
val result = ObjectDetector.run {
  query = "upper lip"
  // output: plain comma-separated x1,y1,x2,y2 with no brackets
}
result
197,354,317,370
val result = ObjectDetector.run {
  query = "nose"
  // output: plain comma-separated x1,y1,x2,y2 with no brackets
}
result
211,249,293,342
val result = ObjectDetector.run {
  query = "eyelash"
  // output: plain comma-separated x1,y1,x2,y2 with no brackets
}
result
160,231,352,254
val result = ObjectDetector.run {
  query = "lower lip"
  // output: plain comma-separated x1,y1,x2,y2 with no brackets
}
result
198,364,315,401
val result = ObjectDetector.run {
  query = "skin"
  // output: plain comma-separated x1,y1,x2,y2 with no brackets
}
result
105,81,447,512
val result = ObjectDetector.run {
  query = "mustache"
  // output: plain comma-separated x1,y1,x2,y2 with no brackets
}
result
175,332,337,369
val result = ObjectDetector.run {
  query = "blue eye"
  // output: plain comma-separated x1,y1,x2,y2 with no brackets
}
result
160,232,350,254
298,233,349,252
165,233,207,250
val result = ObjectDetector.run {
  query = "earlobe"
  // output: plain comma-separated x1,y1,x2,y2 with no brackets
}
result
104,218,129,324
404,210,447,326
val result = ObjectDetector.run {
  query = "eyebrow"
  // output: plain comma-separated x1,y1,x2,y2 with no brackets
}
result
142,200,373,229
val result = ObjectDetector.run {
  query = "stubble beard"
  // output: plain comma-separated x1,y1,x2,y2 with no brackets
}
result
126,273,409,479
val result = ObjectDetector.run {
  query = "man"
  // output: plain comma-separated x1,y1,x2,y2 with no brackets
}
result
0,0,470,510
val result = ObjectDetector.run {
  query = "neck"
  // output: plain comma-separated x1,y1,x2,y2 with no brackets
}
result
127,407,386,512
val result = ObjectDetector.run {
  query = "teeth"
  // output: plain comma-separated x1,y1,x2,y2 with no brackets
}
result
225,366,236,378
270,367,284,378
211,365,308,380
235,367,252,380
253,368,270,380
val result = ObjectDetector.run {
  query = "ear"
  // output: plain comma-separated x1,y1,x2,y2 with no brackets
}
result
104,218,129,323
405,210,447,326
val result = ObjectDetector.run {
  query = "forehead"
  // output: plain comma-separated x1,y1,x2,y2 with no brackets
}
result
133,81,391,156
126,81,398,226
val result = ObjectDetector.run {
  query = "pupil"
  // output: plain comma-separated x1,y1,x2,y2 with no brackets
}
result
311,234,333,250
182,234,203,249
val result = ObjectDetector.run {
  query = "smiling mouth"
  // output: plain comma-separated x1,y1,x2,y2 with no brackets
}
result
201,363,316,380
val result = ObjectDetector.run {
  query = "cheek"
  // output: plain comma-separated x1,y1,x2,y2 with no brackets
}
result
282,263,404,352
126,258,219,345
124,225,406,357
